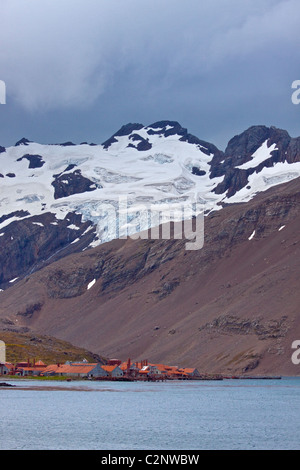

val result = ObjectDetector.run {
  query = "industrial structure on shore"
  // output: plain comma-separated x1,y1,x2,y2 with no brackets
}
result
0,341,203,381
0,357,201,381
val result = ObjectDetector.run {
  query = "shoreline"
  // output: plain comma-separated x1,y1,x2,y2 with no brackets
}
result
1,373,294,384
1,376,299,392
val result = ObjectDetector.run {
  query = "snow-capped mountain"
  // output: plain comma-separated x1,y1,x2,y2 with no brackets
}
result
0,120,300,289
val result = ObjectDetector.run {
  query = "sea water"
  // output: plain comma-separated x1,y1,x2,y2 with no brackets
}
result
0,377,299,450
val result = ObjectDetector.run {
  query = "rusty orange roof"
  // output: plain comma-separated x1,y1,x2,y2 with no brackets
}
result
60,365,96,374
44,364,60,373
153,364,179,373
35,360,46,366
44,364,98,374
67,362,97,367
4,363,15,370
117,361,198,376
101,365,119,372
155,364,166,370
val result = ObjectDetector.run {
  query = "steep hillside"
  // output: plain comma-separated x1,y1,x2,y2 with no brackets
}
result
0,177,299,376
1,122,300,291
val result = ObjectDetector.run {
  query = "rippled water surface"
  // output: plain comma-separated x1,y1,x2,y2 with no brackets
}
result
1,377,300,450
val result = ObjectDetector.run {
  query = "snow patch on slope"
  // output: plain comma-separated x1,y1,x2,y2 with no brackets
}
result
236,141,278,170
87,279,96,290
224,162,300,204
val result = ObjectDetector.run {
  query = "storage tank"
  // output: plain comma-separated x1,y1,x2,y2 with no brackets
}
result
0,341,6,364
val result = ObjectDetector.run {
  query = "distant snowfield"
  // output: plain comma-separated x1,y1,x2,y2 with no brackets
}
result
0,132,221,238
225,161,300,204
1,125,300,247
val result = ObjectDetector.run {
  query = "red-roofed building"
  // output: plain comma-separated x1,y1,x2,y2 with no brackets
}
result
101,365,123,378
44,362,108,378
181,368,201,378
18,360,48,377
0,363,15,376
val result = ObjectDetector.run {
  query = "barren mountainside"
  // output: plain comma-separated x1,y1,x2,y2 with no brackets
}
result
0,176,299,376
1,121,300,291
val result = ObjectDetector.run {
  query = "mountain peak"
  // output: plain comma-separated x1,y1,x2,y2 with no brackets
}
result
225,125,291,159
147,120,187,137
15,137,32,147
102,123,144,149
102,120,215,153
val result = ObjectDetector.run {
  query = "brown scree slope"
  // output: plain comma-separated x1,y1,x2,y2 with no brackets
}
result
0,177,299,376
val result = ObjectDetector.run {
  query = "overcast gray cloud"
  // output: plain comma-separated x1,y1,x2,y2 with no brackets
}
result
0,0,300,148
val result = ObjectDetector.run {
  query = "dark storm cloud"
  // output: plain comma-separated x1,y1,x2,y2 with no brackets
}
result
0,0,300,148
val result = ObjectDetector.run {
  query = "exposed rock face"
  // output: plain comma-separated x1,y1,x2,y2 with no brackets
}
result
102,123,144,149
17,302,44,319
127,133,152,151
0,212,96,288
17,154,45,169
15,137,32,146
210,126,300,197
0,210,31,225
199,315,289,340
225,125,274,162
59,141,75,147
52,169,101,199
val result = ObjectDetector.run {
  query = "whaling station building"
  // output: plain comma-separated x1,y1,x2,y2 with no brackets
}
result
0,341,201,380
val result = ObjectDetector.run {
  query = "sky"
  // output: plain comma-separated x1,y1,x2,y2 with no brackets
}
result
0,0,300,150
